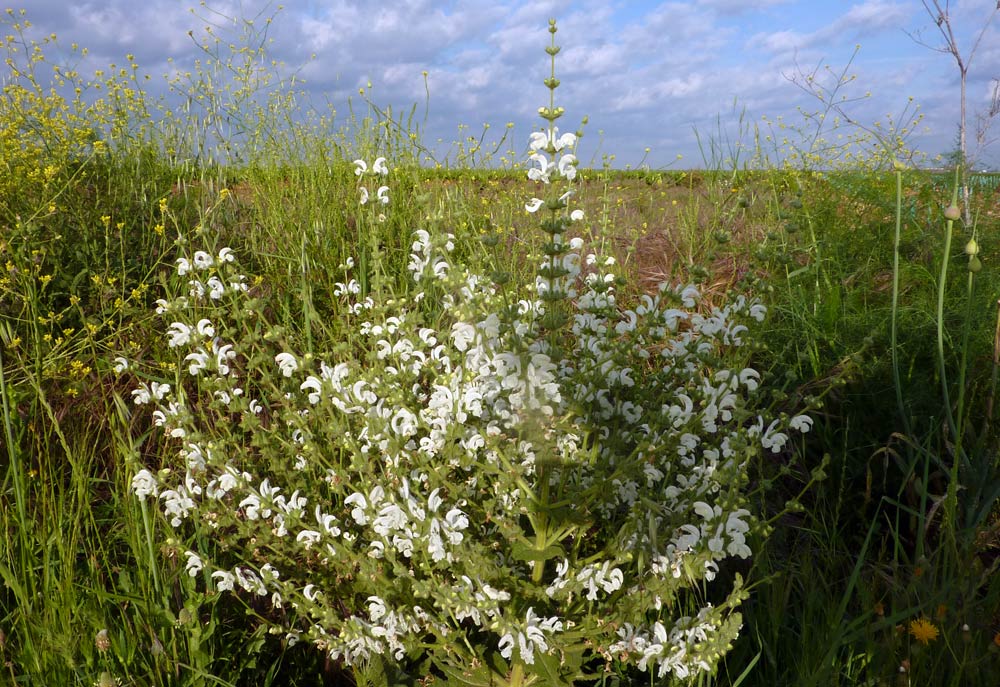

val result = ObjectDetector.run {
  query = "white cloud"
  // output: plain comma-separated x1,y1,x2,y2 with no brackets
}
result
7,0,998,168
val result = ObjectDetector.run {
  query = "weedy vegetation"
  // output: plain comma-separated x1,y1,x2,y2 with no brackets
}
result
1,6,1000,687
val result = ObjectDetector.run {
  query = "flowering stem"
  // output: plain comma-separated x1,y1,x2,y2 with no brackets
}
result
937,172,962,543
936,178,959,441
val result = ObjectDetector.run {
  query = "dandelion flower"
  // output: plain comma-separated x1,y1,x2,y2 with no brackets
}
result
908,617,939,644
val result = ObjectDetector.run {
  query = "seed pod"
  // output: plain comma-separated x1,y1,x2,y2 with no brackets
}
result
944,205,961,221
965,239,979,256
968,256,982,273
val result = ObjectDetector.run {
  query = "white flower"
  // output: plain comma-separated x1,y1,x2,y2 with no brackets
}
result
693,501,716,521
376,185,390,204
359,187,369,205
214,344,236,376
353,159,367,176
217,247,235,263
131,386,151,405
207,276,225,300
740,368,760,391
529,128,576,152
296,529,322,550
167,322,192,348
790,415,813,433
528,130,549,152
188,280,205,298
761,419,789,453
113,356,129,373
184,551,204,577
525,198,544,213
300,377,323,404
373,157,388,175
275,352,298,378
527,153,555,184
451,322,476,352
160,486,196,527
499,608,562,665
175,257,191,276
131,469,158,500
570,209,584,221
557,153,577,180
212,570,235,592
193,251,214,270
345,493,368,525
390,408,419,437
151,382,170,400
196,319,215,338
680,285,700,308
185,348,210,376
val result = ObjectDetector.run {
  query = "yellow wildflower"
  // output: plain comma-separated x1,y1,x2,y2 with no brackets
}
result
908,618,939,645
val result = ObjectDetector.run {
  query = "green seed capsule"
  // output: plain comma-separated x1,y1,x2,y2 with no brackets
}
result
968,255,982,273
965,239,979,255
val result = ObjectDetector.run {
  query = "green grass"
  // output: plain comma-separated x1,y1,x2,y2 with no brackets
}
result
3,7,1000,686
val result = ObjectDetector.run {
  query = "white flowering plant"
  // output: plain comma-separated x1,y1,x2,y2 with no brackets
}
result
121,20,811,687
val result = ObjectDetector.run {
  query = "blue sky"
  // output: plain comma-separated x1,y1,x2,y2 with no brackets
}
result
12,0,1000,169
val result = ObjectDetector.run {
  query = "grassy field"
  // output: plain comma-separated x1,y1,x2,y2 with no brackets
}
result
3,9,1000,687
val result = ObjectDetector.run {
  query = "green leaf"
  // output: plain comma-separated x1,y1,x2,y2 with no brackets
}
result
510,538,565,563
436,660,502,687
531,649,583,687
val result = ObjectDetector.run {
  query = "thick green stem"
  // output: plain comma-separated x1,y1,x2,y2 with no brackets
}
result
509,662,526,687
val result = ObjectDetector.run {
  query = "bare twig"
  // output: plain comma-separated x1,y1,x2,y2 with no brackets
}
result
910,0,999,221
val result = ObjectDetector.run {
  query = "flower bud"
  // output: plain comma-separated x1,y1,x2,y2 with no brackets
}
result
944,205,961,221
95,628,111,652
968,256,982,273
964,239,978,255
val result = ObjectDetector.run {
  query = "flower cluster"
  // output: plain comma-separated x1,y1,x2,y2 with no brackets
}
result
354,156,389,205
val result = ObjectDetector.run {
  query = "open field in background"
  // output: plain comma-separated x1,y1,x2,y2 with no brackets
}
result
4,7,1000,687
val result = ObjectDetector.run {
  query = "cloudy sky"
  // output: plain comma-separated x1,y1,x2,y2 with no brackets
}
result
12,0,1000,169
